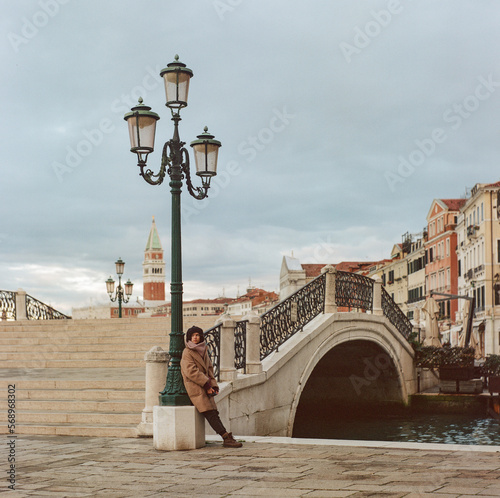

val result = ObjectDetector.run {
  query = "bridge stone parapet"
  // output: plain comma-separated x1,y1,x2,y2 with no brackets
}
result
213,312,417,438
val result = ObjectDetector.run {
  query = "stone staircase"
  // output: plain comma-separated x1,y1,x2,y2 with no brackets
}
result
0,317,173,437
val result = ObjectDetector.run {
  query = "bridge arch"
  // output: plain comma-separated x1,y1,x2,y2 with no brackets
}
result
287,317,414,437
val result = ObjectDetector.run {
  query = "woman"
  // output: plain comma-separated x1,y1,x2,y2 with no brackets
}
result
180,325,242,448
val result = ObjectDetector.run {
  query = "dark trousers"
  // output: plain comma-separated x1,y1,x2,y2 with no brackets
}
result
203,410,226,436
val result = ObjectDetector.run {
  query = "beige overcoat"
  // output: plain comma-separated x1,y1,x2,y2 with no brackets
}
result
180,346,218,413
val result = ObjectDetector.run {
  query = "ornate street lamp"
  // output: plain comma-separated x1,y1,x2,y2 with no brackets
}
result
106,258,134,318
124,55,221,406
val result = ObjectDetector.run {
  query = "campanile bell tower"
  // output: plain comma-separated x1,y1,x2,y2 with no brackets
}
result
143,217,166,302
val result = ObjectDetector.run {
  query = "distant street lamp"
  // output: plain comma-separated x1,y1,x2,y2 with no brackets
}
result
124,55,221,406
106,257,134,318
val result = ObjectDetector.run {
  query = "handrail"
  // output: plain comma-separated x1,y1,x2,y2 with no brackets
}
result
0,290,16,320
260,273,326,360
0,290,70,320
204,323,221,380
381,287,412,340
234,319,248,372
25,294,71,320
335,271,374,311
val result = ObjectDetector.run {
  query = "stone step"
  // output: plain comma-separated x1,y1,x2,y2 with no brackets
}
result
0,359,146,369
10,411,141,425
0,351,147,360
10,389,144,401
0,379,144,390
0,336,168,346
0,317,168,331
0,340,168,351
0,423,139,438
0,399,144,412
0,328,167,339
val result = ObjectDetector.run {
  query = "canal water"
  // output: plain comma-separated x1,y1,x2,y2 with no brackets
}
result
295,413,500,446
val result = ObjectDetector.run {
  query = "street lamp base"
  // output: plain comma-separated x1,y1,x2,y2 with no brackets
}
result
158,393,192,406
153,405,205,451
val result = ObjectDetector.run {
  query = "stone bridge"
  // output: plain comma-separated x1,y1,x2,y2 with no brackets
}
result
205,268,433,437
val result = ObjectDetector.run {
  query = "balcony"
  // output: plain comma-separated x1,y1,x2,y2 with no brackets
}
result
467,225,479,238
474,264,484,276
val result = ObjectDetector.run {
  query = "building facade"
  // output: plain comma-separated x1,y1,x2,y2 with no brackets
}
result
425,199,465,324
405,233,427,322
457,182,500,355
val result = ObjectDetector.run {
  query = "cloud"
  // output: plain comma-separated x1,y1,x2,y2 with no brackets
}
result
2,1,500,314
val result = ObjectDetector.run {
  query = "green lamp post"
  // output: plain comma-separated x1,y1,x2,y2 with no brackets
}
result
124,55,221,406
106,258,134,318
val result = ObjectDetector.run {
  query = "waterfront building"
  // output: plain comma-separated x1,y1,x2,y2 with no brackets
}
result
457,181,500,355
425,199,465,328
226,287,279,317
405,232,427,323
378,244,409,315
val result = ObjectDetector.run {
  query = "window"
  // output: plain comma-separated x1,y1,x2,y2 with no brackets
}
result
446,238,450,257
481,203,484,221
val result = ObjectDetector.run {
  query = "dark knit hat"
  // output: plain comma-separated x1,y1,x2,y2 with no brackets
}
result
186,325,204,343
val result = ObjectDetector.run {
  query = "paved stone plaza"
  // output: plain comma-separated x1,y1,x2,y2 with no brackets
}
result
3,435,500,497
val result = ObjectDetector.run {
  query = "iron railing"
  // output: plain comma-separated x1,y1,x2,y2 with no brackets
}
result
260,273,326,360
0,291,16,320
234,320,248,372
25,294,71,320
335,271,374,311
204,270,413,380
0,290,70,321
204,323,221,380
381,287,412,340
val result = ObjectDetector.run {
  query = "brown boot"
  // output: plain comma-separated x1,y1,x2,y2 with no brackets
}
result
222,432,242,448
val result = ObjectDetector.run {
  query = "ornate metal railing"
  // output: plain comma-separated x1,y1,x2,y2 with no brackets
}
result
335,271,374,311
0,290,16,320
25,294,71,320
204,323,221,380
234,320,247,372
260,273,326,360
415,345,475,369
381,287,412,340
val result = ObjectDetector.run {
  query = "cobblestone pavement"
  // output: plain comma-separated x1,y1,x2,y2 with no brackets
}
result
2,435,500,497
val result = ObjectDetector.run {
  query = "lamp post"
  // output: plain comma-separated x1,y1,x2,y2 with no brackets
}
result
124,55,221,406
106,257,134,318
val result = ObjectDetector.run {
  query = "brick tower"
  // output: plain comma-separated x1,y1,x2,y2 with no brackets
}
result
143,217,166,302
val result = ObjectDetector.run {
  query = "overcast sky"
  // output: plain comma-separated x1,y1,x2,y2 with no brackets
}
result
2,1,500,314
